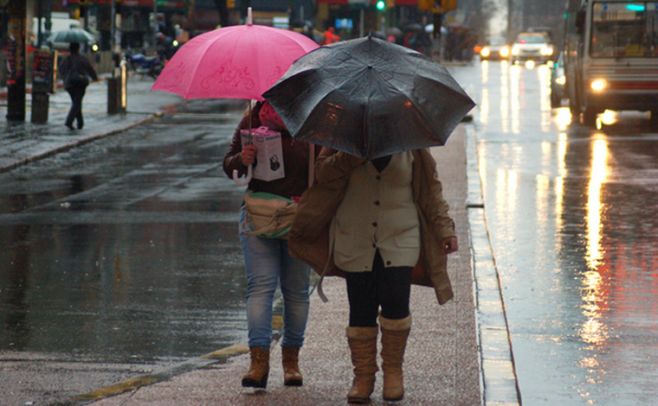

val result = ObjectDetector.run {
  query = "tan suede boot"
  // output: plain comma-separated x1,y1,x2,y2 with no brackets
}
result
282,346,303,386
346,326,379,404
241,347,270,388
379,315,412,401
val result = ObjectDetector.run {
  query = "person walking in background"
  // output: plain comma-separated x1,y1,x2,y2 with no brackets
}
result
289,147,458,403
59,42,97,130
223,101,313,389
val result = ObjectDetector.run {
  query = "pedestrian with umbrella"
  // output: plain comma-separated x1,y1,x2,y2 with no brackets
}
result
264,35,475,403
59,42,98,130
152,7,319,390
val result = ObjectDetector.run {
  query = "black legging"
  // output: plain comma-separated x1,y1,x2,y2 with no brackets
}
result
65,84,87,129
345,250,412,327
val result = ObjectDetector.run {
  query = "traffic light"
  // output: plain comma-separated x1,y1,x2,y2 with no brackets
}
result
376,0,386,11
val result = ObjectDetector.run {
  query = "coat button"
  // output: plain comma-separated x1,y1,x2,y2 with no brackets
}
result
386,260,392,266
372,222,378,227
372,243,376,248
376,175,381,180
374,200,380,206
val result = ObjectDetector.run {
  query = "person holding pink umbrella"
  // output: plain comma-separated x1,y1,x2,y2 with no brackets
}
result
152,7,319,390
223,101,316,389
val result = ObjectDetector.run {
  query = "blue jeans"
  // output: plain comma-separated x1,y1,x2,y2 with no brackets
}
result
239,207,310,349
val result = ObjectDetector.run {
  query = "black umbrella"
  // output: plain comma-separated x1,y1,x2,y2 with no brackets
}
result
404,22,424,33
386,27,403,37
49,28,95,44
263,35,475,159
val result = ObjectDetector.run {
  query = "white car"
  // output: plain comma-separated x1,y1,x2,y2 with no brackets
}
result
510,32,554,64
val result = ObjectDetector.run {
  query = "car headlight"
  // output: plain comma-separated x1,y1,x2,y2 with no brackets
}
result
499,46,510,57
91,43,99,52
556,75,566,85
541,46,554,56
590,78,608,92
511,45,520,56
480,47,491,58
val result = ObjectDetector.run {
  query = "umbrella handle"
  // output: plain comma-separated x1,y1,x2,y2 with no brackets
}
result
232,165,253,186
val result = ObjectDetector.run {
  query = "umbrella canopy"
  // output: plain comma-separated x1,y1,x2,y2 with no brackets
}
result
404,23,424,33
263,36,475,159
49,28,95,44
386,27,403,37
152,19,319,100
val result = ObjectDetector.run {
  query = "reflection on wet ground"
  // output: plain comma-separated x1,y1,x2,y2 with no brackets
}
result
0,100,249,364
454,61,658,405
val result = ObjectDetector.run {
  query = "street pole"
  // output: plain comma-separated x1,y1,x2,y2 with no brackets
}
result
6,0,27,121
153,0,158,50
359,8,364,38
507,0,513,42
37,0,42,48
110,0,116,72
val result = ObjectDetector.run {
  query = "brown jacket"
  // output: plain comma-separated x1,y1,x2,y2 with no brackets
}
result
288,148,455,305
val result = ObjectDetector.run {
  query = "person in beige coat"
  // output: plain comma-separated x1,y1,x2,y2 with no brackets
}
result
288,147,457,403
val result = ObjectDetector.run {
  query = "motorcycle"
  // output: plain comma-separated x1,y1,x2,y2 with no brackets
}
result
125,50,164,79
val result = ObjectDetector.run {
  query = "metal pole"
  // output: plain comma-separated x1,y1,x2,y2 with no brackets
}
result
110,0,116,49
507,0,513,42
359,8,364,38
111,0,116,77
153,0,158,50
37,0,42,47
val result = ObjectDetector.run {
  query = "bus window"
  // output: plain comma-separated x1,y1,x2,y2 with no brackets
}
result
591,2,658,58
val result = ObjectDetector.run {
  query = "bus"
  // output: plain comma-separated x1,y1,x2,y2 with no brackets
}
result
563,1,658,126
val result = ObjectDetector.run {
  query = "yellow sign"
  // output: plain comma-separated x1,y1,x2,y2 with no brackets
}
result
418,0,458,13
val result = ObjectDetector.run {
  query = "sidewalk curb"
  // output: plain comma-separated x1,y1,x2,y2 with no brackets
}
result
465,124,522,405
0,112,157,174
61,298,286,405
61,344,250,405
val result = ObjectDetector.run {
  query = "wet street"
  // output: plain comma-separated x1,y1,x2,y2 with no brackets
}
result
1,61,657,405
0,99,250,403
453,61,658,405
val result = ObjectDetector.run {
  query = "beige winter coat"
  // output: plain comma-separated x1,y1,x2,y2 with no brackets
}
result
288,148,456,305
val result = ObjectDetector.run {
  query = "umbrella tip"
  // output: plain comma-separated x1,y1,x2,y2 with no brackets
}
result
247,7,253,26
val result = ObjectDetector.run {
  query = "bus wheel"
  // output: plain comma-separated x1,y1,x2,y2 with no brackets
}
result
568,95,579,116
651,110,658,128
582,107,598,127
551,93,561,108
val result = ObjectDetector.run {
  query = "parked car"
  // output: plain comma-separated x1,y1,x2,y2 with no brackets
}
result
479,38,510,61
550,52,566,108
510,32,554,64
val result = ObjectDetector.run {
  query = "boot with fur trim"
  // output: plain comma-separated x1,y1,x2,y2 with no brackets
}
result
379,315,412,401
346,326,379,404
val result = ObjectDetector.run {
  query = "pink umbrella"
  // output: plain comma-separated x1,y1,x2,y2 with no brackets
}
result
152,9,319,101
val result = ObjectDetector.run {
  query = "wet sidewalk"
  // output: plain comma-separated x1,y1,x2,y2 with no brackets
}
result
0,76,182,173
79,125,506,406
2,78,519,405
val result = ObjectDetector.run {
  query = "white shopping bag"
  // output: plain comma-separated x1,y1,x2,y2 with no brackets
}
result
240,126,285,181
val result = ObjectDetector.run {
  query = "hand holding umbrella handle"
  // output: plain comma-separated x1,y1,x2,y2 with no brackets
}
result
232,165,253,186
